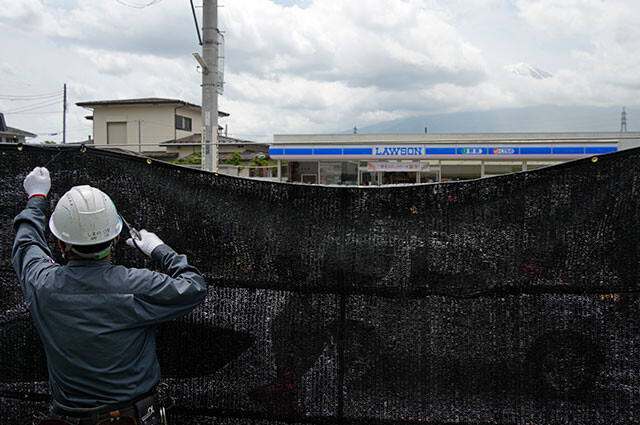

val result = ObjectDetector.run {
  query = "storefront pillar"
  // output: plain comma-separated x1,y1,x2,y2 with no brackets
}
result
481,161,486,178
522,160,528,171
277,160,282,182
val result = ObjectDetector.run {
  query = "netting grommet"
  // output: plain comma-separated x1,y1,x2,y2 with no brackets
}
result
80,144,87,153
146,159,153,165
591,156,598,163
17,143,23,151
410,205,419,214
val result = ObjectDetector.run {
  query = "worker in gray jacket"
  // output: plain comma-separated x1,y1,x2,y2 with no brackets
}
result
12,166,207,425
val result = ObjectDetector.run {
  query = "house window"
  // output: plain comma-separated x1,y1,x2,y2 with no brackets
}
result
175,115,192,131
107,122,127,145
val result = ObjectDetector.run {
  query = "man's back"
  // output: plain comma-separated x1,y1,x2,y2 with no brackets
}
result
12,172,206,417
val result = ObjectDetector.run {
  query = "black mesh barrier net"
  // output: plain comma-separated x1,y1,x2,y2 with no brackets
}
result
0,143,639,424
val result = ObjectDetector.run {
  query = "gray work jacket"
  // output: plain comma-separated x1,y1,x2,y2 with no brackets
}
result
12,197,207,407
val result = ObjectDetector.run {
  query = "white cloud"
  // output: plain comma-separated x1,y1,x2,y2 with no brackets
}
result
515,0,610,37
512,0,640,104
514,0,640,42
0,0,196,57
212,0,499,137
222,0,488,90
0,62,17,77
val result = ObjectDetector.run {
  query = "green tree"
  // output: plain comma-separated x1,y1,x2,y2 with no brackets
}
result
225,152,244,171
169,152,201,166
250,155,272,177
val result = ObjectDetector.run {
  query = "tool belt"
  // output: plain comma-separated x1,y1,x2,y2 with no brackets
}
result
34,390,168,425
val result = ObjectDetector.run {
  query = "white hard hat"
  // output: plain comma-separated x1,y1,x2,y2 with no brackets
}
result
49,185,123,246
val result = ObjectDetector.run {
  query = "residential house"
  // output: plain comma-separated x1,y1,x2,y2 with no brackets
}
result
76,97,229,155
0,113,36,143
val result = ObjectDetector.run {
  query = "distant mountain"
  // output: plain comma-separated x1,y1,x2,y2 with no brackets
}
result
505,62,552,80
348,105,634,134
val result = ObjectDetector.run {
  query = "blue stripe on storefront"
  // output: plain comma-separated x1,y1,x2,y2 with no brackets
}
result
585,147,617,154
424,147,456,155
269,148,284,156
344,147,373,155
284,148,314,155
552,147,584,155
520,147,552,155
314,148,343,155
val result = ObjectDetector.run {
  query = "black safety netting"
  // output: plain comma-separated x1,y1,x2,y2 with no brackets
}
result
1,143,639,425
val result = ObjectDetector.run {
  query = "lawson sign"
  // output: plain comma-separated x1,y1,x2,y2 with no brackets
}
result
268,144,618,159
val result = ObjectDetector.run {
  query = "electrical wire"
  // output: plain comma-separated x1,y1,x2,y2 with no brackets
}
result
4,111,59,115
0,90,62,100
5,99,61,114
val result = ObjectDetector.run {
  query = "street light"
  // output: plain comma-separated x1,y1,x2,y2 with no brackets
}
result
192,52,209,71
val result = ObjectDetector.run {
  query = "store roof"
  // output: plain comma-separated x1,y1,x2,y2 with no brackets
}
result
273,132,640,145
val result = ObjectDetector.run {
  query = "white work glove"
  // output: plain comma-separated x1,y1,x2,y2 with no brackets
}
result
126,229,164,257
23,167,51,199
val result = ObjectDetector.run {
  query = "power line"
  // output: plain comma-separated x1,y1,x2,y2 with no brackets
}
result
5,99,61,114
4,111,59,115
0,91,63,101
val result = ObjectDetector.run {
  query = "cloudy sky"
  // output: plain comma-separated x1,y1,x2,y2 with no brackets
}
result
1,0,639,144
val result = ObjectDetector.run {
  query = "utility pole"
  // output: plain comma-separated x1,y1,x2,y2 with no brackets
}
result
621,106,628,132
201,0,219,172
62,83,67,144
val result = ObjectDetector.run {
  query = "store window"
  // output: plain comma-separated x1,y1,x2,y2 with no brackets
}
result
484,161,523,177
290,162,318,183
381,172,418,185
360,167,380,186
440,160,482,182
341,162,358,185
419,170,439,183
319,163,342,185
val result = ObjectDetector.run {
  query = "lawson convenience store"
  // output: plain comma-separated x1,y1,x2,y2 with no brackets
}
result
269,132,640,185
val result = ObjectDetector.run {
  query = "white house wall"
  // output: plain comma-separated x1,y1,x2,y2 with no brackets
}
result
91,104,201,152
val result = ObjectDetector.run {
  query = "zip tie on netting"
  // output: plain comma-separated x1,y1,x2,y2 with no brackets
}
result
43,147,65,168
